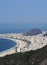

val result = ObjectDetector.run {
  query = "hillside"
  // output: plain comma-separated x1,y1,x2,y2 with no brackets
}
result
0,45,47,65
23,28,42,36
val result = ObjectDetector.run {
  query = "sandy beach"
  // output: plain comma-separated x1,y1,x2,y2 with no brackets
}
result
15,39,26,48
0,39,26,57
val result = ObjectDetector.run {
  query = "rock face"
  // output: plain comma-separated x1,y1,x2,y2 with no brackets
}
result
23,28,42,36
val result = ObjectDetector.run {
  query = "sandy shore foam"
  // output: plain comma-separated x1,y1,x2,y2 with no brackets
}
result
0,39,26,57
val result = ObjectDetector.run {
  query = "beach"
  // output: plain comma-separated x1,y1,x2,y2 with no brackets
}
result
0,32,47,57
0,39,26,57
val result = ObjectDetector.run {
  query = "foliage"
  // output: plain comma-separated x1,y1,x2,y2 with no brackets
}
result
0,45,47,65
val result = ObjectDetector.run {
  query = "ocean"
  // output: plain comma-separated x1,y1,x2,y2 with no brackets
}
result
0,22,47,52
0,23,47,34
0,38,17,52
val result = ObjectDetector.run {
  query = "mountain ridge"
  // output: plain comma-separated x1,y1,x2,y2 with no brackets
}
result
23,28,42,36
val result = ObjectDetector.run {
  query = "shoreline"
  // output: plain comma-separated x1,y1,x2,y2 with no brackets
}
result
0,38,18,53
0,31,47,57
0,38,26,57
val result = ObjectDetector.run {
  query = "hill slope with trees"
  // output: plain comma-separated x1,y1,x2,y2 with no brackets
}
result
0,45,47,65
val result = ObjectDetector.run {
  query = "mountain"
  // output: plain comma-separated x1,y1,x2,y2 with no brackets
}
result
23,28,42,36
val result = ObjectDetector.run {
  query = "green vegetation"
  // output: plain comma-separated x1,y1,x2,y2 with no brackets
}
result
0,45,47,65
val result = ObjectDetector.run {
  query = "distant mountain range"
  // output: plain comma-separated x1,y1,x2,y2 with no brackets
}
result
23,28,42,36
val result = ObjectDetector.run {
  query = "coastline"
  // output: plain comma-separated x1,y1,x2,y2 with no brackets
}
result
0,39,26,57
0,31,47,57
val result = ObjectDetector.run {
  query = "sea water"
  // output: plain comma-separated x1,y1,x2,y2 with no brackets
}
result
0,38,16,52
0,23,47,52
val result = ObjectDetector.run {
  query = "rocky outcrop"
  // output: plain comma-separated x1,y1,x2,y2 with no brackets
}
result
23,28,42,36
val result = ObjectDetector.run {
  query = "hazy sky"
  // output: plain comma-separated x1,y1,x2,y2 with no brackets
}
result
0,0,47,31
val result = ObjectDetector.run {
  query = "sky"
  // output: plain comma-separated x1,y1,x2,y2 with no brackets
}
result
0,0,47,32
